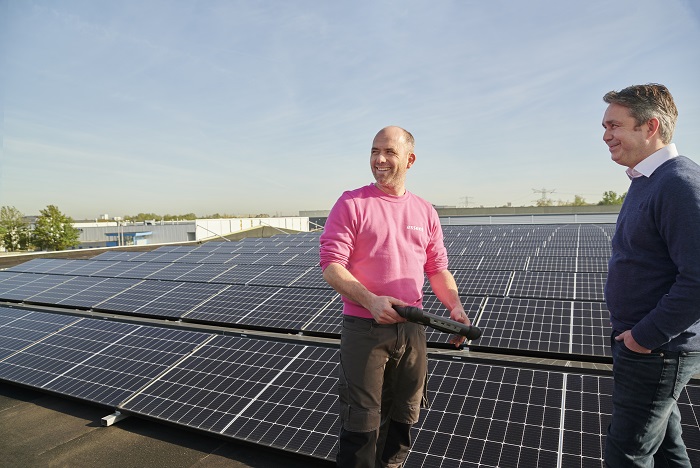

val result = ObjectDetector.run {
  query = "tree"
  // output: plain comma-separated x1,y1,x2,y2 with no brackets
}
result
598,191,627,205
32,205,80,251
0,206,31,251
557,195,589,207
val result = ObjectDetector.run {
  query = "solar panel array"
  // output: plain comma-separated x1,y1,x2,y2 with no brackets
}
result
2,224,613,358
3,223,696,467
1,305,699,467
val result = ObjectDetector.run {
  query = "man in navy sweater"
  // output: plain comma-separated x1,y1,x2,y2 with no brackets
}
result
603,83,700,467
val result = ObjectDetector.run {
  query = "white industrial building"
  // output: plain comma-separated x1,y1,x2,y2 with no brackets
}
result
73,217,312,249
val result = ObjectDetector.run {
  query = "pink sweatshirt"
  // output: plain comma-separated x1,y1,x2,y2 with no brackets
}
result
319,183,448,318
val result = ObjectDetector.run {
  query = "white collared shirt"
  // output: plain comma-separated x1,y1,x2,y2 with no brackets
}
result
626,143,679,179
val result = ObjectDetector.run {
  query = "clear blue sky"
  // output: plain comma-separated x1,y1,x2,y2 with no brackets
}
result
2,0,699,219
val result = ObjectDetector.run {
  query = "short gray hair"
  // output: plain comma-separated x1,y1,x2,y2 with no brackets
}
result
603,83,678,144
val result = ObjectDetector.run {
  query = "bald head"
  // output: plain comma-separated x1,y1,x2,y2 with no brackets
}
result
375,126,415,154
370,126,416,196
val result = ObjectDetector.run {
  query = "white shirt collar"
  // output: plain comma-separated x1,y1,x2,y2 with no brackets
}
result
626,143,678,179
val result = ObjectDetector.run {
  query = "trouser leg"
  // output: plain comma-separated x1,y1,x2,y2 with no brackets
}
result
336,427,377,468
377,419,412,467
604,335,694,468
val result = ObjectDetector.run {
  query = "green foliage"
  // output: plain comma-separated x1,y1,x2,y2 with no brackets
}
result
0,206,31,251
598,191,627,205
123,212,200,222
32,205,80,251
557,195,589,206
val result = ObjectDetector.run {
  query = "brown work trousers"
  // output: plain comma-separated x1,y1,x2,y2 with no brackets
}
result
336,316,429,467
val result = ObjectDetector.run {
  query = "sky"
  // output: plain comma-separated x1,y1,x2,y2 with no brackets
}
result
2,0,700,220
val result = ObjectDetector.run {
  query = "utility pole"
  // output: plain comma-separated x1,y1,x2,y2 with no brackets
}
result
532,188,556,206
460,196,473,208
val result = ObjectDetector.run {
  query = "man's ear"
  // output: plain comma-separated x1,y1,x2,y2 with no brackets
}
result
407,153,416,168
646,118,661,139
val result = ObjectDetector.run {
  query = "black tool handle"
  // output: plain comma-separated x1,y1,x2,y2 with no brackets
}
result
393,305,482,341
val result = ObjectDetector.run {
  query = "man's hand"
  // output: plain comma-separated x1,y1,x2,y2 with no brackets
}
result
448,306,470,348
368,296,407,324
615,330,651,353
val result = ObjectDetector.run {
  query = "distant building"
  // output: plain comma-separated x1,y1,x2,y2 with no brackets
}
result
71,217,311,249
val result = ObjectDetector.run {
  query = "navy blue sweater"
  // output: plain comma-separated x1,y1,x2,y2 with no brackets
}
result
605,156,700,352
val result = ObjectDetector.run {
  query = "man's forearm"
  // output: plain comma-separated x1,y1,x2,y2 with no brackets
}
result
428,269,463,313
322,262,376,310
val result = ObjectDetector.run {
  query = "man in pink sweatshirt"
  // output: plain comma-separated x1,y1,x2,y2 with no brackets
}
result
320,126,470,467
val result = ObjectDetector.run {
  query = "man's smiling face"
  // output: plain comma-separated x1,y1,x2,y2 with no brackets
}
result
370,127,415,196
602,102,653,169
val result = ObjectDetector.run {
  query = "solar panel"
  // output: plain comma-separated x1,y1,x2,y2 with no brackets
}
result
25,276,105,305
0,317,211,406
5,258,64,273
124,251,173,262
576,257,608,274
562,374,611,467
237,288,338,331
252,253,299,266
0,307,79,359
218,344,339,459
56,277,142,309
183,284,282,325
446,256,483,270
94,280,180,316
90,261,146,278
146,263,204,281
282,246,316,255
574,273,606,302
30,259,87,275
0,273,74,302
289,267,332,290
285,254,321,267
571,302,612,358
479,256,529,271
112,261,168,279
64,259,121,276
174,264,233,283
300,294,343,336
0,271,23,283
211,264,272,285
120,335,339,461
527,256,577,273
92,251,145,261
133,283,230,318
408,360,564,467
229,253,268,264
475,297,571,355
447,270,512,297
508,271,576,300
247,265,310,287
